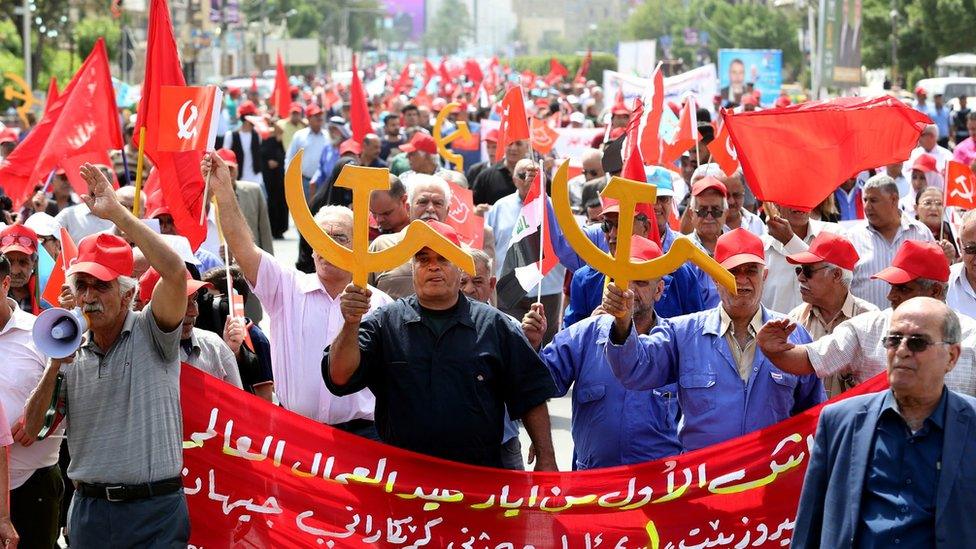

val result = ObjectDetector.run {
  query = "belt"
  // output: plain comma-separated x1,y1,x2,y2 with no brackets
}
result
76,477,183,502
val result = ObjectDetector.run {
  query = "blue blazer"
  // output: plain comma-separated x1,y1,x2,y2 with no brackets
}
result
792,389,976,548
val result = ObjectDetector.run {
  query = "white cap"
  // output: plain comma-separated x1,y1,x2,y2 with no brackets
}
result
23,212,61,238
569,112,585,124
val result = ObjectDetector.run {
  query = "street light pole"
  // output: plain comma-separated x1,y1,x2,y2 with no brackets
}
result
890,2,899,86
22,0,31,90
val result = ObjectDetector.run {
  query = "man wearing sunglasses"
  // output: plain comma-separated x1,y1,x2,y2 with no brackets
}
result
793,297,976,548
567,149,606,215
0,224,40,315
785,232,879,397
603,229,825,451
947,209,976,319
759,240,976,397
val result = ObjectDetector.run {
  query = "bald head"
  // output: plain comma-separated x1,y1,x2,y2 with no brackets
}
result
116,185,145,215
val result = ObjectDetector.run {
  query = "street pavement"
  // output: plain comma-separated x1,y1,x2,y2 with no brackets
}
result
269,226,577,471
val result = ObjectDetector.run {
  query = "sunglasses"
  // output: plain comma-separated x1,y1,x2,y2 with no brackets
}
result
881,334,951,353
963,244,976,256
584,169,601,178
515,170,538,180
0,235,35,249
794,265,831,278
694,207,724,219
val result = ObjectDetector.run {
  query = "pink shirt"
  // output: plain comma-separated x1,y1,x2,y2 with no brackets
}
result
251,252,393,424
954,137,976,167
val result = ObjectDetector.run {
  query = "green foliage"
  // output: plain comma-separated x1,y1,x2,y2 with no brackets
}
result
240,0,381,48
424,0,473,55
75,17,121,62
624,0,804,79
507,53,617,81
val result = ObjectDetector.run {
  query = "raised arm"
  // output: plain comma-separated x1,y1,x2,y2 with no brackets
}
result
0,443,17,548
202,151,262,286
78,164,186,331
600,282,676,390
756,318,816,375
325,284,372,387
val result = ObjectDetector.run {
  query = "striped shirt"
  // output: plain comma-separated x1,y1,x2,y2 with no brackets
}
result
846,215,934,309
804,308,976,397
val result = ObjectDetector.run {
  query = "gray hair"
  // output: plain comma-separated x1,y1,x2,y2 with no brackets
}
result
690,194,729,211
914,277,948,300
68,273,137,298
464,246,493,274
922,123,939,138
313,205,354,228
943,308,962,344
826,263,854,288
439,170,469,189
862,174,900,196
407,174,452,205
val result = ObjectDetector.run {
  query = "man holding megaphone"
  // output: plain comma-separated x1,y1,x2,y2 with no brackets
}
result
15,163,191,547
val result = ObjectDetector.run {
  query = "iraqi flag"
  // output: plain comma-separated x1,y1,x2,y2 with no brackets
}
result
496,171,558,309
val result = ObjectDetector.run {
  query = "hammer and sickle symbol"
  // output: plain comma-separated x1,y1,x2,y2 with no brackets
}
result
550,160,736,308
3,72,36,129
432,102,473,172
285,150,476,287
177,100,200,140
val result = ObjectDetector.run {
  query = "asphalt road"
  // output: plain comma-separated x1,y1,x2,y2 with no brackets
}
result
268,227,577,471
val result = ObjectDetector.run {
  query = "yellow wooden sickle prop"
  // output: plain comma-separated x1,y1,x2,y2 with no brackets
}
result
3,72,36,129
432,102,473,172
549,160,736,293
285,150,476,287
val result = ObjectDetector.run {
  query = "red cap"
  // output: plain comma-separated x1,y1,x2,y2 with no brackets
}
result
535,98,550,109
692,176,728,197
912,153,937,173
786,231,860,271
67,233,134,282
600,197,653,219
611,100,630,116
216,148,238,166
871,240,949,284
306,104,323,117
289,102,304,114
630,235,663,262
289,85,299,95
432,98,448,111
338,139,362,156
715,228,765,270
741,94,758,107
400,132,437,155
774,95,792,108
484,129,499,143
148,205,173,220
237,100,257,116
228,87,241,98
0,224,38,255
424,219,461,247
138,267,212,304
0,128,17,145
915,86,927,97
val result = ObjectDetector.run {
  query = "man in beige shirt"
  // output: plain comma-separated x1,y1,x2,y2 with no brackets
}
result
785,231,877,395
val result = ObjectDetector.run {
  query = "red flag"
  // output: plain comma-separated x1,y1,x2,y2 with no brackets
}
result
349,55,372,144
495,87,529,162
445,182,484,249
637,64,664,165
946,160,976,209
464,59,484,87
157,86,223,153
530,117,559,155
708,118,740,177
544,58,569,86
438,59,455,97
724,96,932,210
44,76,59,115
575,49,592,83
393,64,412,95
41,227,78,307
423,59,437,88
0,39,122,209
622,103,660,247
520,70,537,88
134,0,207,249
272,52,290,117
321,86,340,110
661,97,699,166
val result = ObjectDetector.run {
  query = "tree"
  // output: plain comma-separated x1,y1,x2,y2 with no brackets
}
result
424,0,473,56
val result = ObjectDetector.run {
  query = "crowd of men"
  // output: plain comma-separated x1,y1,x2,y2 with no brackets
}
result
0,70,974,548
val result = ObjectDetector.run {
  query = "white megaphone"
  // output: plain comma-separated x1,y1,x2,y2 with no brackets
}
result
33,307,88,359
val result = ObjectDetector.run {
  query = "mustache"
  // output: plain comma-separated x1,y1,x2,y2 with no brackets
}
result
82,303,104,313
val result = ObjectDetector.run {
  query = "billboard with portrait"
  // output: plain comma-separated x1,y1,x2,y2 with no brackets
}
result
717,49,783,106
383,0,426,43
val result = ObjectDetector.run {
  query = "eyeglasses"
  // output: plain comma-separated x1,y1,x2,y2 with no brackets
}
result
602,215,648,233
918,200,943,208
693,207,724,219
962,244,976,255
881,334,951,353
328,233,351,245
0,235,35,249
515,170,537,180
794,265,831,278
584,169,601,178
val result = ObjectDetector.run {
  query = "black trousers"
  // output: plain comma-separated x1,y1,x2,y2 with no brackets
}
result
11,465,64,549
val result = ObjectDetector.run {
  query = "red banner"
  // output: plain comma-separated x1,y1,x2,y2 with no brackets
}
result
180,366,887,547
157,85,223,153
446,182,484,249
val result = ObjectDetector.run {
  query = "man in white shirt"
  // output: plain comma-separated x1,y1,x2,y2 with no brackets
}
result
948,209,976,318
904,124,953,179
286,105,329,198
205,152,392,439
0,254,63,547
221,100,264,187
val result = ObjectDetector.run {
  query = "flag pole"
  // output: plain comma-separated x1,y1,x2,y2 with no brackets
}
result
199,170,212,225
212,199,236,320
132,127,146,217
536,158,545,304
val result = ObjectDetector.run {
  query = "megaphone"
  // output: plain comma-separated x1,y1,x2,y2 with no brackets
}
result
33,307,88,359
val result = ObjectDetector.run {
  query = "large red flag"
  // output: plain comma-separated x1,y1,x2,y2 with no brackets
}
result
44,76,59,115
945,160,976,210
463,59,484,87
545,58,569,86
134,0,207,249
708,118,740,177
0,39,121,208
495,86,529,162
272,52,290,117
724,96,932,210
393,64,412,96
349,55,372,144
